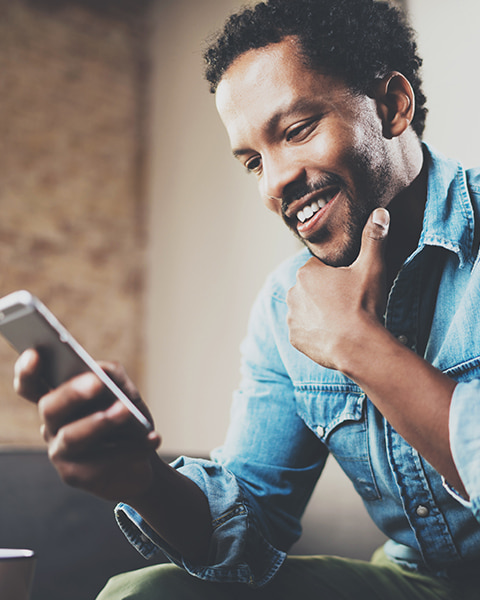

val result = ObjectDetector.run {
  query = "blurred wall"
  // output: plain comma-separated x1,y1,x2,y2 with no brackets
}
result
144,0,298,454
2,0,476,459
0,0,149,445
407,0,480,167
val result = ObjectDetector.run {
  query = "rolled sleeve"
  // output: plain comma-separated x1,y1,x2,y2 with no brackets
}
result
114,456,287,587
449,380,480,520
113,252,325,587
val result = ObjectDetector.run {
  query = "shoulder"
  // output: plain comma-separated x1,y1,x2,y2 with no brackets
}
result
427,143,480,209
245,248,310,340
466,166,480,202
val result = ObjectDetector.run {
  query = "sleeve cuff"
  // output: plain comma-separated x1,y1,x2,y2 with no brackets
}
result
449,380,480,517
114,501,286,587
441,476,472,509
113,456,288,587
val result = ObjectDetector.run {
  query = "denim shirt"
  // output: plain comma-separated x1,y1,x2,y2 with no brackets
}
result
115,144,480,587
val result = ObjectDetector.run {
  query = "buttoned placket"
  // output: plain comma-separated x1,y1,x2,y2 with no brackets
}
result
383,253,461,566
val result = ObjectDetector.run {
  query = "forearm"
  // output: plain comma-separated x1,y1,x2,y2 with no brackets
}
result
13,351,214,562
338,320,465,495
125,453,213,564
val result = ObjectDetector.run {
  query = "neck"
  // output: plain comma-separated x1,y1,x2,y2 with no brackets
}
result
385,143,428,289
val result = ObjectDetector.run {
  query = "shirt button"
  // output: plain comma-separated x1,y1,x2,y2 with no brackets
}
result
316,425,325,438
416,505,429,517
397,334,408,345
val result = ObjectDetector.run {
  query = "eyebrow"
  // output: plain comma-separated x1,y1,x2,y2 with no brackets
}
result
232,148,252,159
231,97,319,159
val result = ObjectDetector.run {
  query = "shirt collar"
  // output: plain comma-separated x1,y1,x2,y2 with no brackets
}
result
419,143,475,268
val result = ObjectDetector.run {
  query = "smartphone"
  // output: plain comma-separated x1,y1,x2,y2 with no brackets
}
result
0,290,152,433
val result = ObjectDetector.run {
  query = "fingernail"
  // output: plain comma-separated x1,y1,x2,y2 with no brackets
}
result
372,208,390,229
105,401,124,419
70,372,99,394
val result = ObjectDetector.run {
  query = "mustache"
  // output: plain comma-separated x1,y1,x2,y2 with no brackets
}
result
281,173,344,217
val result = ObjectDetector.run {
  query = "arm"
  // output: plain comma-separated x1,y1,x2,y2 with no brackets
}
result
286,208,465,496
14,268,326,586
14,349,212,564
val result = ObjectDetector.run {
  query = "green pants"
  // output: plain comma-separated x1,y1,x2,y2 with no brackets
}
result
96,548,474,600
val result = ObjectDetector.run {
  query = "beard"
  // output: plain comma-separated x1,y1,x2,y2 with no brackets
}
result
281,146,393,267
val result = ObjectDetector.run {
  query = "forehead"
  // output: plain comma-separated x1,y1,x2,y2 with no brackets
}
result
215,38,354,148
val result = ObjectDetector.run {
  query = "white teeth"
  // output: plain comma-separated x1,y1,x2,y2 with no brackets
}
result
303,205,314,219
296,195,332,223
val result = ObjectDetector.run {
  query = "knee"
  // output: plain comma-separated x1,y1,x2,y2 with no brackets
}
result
96,563,188,600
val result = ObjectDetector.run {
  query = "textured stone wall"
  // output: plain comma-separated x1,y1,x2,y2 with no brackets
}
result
0,0,149,445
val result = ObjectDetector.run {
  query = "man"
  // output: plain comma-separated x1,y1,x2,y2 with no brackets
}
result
15,0,480,598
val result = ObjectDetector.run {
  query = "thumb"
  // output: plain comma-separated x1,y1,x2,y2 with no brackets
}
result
357,207,390,265
356,208,390,319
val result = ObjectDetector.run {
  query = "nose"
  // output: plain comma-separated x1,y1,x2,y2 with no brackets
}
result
260,152,306,213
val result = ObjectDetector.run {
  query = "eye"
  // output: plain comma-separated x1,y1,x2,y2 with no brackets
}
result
245,155,262,174
286,118,319,143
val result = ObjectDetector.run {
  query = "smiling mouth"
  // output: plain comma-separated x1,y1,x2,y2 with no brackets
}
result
295,189,338,224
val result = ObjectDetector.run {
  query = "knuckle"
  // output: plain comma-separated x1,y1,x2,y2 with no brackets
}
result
286,287,294,305
40,424,49,443
13,371,32,400
13,374,22,396
48,428,67,458
101,360,125,380
59,462,83,489
76,372,103,396
48,434,82,489
37,395,52,422
368,228,386,242
296,266,307,282
288,331,299,350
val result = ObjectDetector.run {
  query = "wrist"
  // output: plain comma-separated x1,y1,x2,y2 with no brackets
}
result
122,451,167,509
334,317,397,382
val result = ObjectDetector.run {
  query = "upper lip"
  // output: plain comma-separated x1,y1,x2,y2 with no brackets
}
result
283,186,340,220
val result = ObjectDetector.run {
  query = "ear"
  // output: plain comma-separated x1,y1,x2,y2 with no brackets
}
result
374,72,415,139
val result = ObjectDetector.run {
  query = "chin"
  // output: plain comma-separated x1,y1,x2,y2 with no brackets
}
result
305,238,361,267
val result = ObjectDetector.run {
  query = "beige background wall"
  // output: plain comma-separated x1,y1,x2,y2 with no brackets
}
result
0,0,149,445
144,0,298,455
406,0,480,168
1,0,478,459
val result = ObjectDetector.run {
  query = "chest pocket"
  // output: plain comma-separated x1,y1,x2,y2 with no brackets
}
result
444,357,480,382
295,387,381,501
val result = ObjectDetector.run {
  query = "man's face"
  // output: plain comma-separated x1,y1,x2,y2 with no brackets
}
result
215,37,398,266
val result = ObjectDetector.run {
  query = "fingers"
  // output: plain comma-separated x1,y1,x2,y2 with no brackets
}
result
97,361,141,402
98,360,154,424
14,350,162,501
47,406,161,499
39,371,108,439
39,368,158,442
48,401,160,461
14,349,49,402
19,352,154,439
371,207,390,238
355,208,390,319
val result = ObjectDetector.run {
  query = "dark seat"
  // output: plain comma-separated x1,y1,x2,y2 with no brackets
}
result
0,449,162,600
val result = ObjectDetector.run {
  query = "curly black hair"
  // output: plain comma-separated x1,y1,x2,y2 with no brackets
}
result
204,0,427,138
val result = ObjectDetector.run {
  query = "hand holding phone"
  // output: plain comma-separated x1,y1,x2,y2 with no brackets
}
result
0,290,152,433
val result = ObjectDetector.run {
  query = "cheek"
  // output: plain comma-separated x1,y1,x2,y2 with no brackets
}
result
307,127,356,170
262,191,281,215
